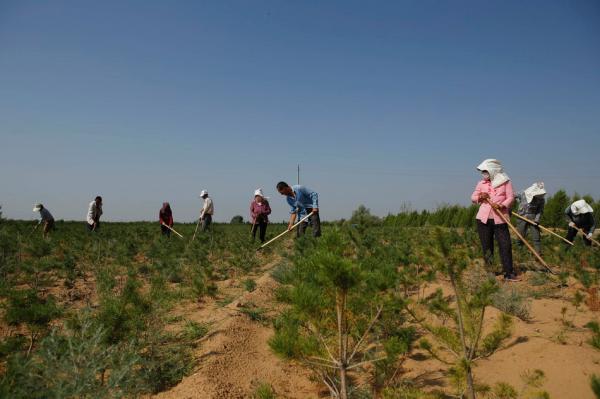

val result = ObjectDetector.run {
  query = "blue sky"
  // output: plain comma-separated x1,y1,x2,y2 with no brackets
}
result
1,0,599,222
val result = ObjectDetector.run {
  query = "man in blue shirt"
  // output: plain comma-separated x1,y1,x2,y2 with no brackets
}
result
276,181,321,237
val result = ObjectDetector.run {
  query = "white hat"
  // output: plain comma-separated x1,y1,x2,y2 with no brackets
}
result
571,199,594,215
199,190,208,197
523,182,546,204
476,159,510,188
254,188,268,198
33,203,42,212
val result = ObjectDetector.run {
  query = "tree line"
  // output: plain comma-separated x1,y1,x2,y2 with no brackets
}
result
346,190,599,229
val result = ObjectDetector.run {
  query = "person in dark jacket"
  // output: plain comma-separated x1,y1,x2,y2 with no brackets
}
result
250,188,272,243
159,202,174,237
515,182,546,254
565,199,596,247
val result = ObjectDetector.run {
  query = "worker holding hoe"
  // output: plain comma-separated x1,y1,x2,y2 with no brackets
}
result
515,182,546,255
250,188,272,243
86,196,103,232
159,202,174,237
199,190,214,232
33,203,55,238
565,199,596,248
471,159,518,282
277,181,321,237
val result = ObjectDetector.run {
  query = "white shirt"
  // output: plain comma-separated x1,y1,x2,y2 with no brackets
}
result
201,197,214,217
87,201,103,225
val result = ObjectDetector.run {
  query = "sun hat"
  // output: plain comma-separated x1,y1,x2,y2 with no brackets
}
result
199,190,208,197
523,182,546,204
571,199,594,215
476,159,510,188
254,188,269,199
33,203,42,212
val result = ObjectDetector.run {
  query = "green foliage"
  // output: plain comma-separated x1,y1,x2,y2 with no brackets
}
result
244,278,257,292
585,321,600,350
349,205,381,226
181,320,209,341
409,229,512,399
492,286,532,321
252,382,276,399
230,215,244,224
591,374,600,399
540,190,570,229
0,316,140,398
96,273,151,344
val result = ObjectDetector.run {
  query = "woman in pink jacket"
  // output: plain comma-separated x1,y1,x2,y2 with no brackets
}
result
250,188,272,243
471,159,518,281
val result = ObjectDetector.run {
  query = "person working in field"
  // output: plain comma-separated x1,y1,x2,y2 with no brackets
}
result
515,182,546,255
199,190,214,231
250,188,272,243
277,181,321,237
87,196,103,232
565,199,596,247
33,203,55,238
471,159,518,281
159,202,174,237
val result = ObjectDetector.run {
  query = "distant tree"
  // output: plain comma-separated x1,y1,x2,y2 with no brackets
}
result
230,215,244,224
540,190,570,228
349,205,380,226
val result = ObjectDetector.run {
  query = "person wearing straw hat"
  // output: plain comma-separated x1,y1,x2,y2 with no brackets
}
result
565,199,596,247
159,202,174,237
33,203,55,238
471,159,518,281
515,182,546,255
86,196,103,232
276,181,321,238
199,190,214,232
250,188,272,243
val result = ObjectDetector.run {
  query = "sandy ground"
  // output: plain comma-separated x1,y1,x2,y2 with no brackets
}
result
153,261,600,399
154,259,320,399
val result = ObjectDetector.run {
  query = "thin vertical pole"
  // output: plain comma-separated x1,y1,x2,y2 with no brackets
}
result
297,164,300,185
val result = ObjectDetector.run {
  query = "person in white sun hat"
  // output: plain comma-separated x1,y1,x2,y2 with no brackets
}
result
199,190,214,232
249,188,272,243
565,199,596,248
471,159,518,281
515,182,546,255
33,203,55,238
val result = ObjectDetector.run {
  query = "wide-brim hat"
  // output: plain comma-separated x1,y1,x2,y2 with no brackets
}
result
33,203,42,212
254,188,269,199
199,190,208,197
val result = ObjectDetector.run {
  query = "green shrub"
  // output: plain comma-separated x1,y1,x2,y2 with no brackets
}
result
252,382,276,399
243,278,257,292
492,286,531,321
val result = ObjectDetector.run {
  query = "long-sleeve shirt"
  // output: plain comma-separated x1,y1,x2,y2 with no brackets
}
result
201,197,214,217
286,185,319,217
515,192,545,223
250,200,272,224
471,180,514,224
565,206,596,234
159,210,173,226
86,201,102,225
38,208,54,223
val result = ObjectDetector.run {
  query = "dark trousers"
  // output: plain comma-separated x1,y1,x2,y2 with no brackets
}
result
201,214,212,231
516,216,541,254
566,224,593,247
252,220,267,243
161,224,171,237
87,220,100,232
297,209,321,238
477,219,514,276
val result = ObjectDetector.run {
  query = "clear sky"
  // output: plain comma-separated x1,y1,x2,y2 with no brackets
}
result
1,0,599,222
